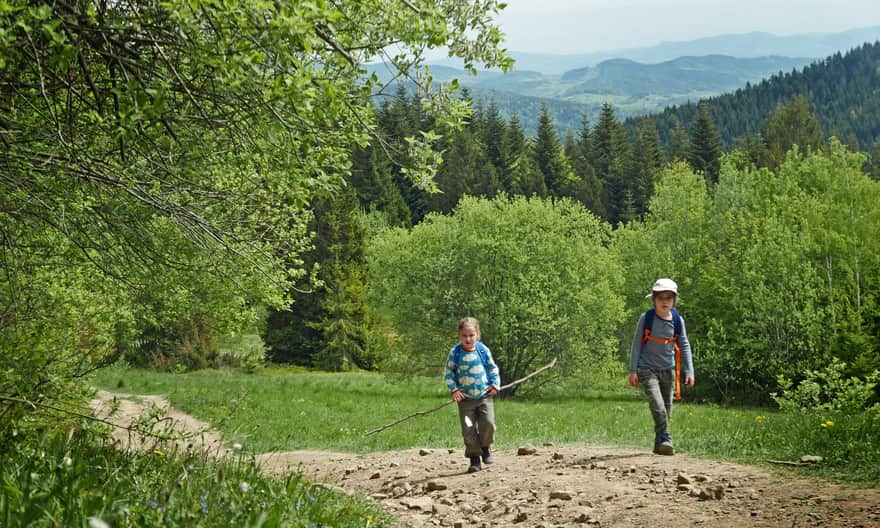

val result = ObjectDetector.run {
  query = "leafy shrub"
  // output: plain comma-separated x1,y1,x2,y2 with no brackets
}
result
772,358,880,416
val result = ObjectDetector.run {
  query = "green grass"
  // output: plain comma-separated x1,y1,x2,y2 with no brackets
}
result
91,365,880,485
1,426,393,527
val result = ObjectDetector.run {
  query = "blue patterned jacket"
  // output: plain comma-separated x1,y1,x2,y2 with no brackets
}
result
444,341,501,399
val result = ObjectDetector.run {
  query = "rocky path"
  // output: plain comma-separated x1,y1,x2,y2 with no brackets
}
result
91,392,880,527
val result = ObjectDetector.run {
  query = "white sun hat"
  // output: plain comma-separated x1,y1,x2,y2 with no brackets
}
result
645,278,679,298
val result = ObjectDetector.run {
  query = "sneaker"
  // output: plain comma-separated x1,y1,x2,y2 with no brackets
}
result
653,441,675,456
467,456,482,473
481,447,494,464
653,432,674,456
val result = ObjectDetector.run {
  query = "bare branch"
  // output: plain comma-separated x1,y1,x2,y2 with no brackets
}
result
366,358,557,436
315,24,355,67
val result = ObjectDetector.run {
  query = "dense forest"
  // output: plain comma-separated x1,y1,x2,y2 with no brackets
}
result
639,40,880,151
258,41,880,405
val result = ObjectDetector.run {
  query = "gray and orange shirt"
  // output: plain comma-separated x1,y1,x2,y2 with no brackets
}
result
630,311,694,376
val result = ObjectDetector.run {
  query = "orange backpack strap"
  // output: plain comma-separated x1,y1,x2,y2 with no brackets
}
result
642,308,683,401
674,341,682,401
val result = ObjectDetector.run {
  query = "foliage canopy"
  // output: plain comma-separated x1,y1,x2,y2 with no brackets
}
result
367,194,626,391
0,0,510,437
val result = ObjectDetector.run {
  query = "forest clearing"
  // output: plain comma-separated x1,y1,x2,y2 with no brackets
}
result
90,389,880,528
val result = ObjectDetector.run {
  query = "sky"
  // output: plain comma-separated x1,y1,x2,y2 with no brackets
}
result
492,0,880,54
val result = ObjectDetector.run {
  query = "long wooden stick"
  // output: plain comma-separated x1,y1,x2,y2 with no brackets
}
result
366,357,557,436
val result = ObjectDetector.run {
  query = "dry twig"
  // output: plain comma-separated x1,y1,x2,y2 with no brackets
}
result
366,357,557,436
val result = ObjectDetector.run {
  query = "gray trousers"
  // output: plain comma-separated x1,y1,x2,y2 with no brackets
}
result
637,368,675,438
457,396,495,457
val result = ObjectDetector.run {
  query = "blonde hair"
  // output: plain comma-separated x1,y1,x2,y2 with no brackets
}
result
458,317,480,336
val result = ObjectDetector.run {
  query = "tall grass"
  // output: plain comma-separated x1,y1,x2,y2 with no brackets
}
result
92,365,880,485
0,426,392,527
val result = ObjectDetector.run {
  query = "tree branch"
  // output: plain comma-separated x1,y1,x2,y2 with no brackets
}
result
366,357,557,436
315,24,355,67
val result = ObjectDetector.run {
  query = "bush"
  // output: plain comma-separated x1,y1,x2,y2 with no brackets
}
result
772,358,880,416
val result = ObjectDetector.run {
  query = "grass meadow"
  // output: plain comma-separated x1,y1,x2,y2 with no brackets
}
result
91,364,880,486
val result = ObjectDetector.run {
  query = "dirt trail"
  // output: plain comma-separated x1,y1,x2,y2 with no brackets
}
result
90,392,880,527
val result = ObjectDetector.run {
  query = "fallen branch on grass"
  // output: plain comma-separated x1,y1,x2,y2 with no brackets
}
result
767,459,808,466
767,455,823,467
365,357,557,436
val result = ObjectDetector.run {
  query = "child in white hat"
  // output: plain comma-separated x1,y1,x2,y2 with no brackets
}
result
628,279,695,455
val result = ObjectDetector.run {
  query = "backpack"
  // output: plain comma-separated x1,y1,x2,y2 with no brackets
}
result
641,308,684,400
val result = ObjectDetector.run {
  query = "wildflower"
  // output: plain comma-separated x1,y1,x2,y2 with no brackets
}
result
200,494,209,514
820,420,834,428
755,415,766,423
148,499,159,509
88,518,110,528
239,482,251,493
232,443,243,451
63,456,73,467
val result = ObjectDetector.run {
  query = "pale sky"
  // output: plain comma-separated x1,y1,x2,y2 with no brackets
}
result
493,0,880,54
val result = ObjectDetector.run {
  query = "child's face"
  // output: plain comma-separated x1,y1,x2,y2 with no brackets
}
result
458,325,479,351
653,291,676,312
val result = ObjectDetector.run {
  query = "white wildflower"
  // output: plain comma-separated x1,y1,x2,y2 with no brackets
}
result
88,518,110,528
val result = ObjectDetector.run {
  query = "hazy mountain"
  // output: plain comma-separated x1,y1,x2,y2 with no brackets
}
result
369,55,809,99
632,40,880,151
429,26,880,74
364,53,818,135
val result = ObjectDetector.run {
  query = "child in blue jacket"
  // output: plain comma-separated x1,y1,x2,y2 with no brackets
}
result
445,317,501,473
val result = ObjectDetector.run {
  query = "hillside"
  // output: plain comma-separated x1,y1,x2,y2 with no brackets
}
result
633,40,880,150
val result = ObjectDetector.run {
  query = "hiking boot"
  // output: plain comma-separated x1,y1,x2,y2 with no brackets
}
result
653,433,674,456
481,447,494,464
467,456,482,473
653,441,675,456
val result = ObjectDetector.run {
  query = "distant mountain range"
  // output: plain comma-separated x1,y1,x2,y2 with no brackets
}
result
428,26,880,74
422,55,812,98
367,26,880,135
367,54,818,134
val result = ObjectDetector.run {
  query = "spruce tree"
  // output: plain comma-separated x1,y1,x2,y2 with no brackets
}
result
483,101,509,177
533,105,575,197
688,102,724,183
762,95,825,169
591,103,632,224
512,139,547,197
668,116,689,161
350,144,411,227
631,118,665,217
311,185,370,371
500,113,527,191
564,122,606,218
871,137,880,181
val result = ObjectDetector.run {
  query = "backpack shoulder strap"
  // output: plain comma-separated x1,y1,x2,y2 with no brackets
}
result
641,308,656,344
475,341,489,366
670,308,682,337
